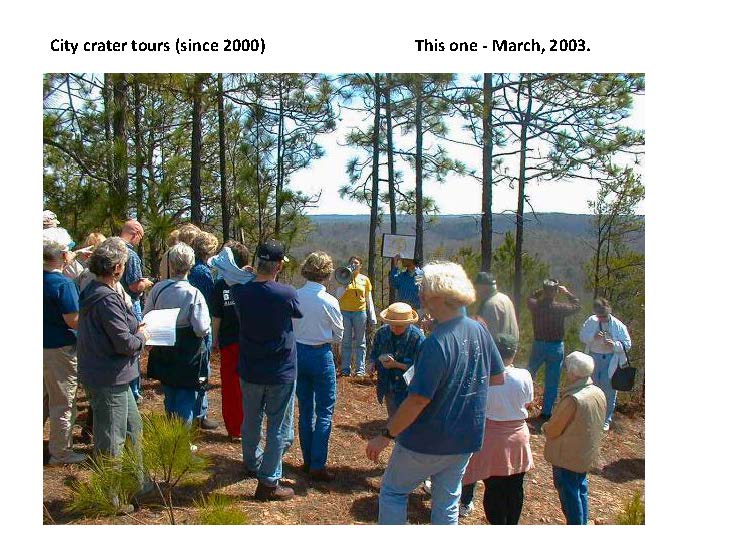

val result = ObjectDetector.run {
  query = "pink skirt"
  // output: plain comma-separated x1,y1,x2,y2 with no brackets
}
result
462,419,533,485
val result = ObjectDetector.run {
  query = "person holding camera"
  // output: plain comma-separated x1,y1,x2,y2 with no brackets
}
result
389,255,424,312
579,298,631,431
369,302,425,419
526,279,581,419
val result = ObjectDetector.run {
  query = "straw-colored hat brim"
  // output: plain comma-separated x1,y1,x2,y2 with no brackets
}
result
379,308,419,325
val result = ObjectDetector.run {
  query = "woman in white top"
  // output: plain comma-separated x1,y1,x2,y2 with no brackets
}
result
143,243,211,425
459,333,534,523
292,251,344,481
579,297,631,431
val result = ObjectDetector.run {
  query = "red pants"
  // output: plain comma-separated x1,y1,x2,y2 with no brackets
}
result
220,343,243,437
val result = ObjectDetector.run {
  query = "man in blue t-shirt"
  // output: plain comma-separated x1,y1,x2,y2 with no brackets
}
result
43,234,86,465
366,261,505,525
231,240,303,502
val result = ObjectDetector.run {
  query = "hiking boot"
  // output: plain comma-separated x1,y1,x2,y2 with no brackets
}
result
603,422,610,432
459,502,474,517
309,468,336,482
197,417,220,430
254,481,295,501
48,452,87,466
243,467,258,479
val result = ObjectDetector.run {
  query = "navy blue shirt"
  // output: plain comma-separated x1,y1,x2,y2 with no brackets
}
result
43,270,79,348
121,242,143,305
399,315,505,455
389,266,424,309
231,280,303,385
210,278,239,348
189,260,214,306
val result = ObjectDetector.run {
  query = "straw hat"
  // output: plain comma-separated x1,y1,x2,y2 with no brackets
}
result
379,302,419,325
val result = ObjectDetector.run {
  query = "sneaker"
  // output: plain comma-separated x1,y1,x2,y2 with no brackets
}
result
110,494,135,515
254,481,295,501
422,478,432,495
228,435,242,443
459,502,474,517
198,417,219,430
603,422,610,432
48,452,87,465
190,443,198,452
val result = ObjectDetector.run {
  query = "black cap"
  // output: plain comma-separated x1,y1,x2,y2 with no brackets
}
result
256,240,289,262
494,333,518,359
475,271,497,286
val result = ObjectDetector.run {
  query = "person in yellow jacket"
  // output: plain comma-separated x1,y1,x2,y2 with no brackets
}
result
334,256,377,377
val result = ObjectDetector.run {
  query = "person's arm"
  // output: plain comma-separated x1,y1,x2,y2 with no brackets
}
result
365,393,431,462
366,287,377,324
211,317,222,349
527,294,539,311
579,316,595,345
326,300,344,344
558,286,581,315
62,312,79,330
542,397,577,439
190,296,212,338
99,296,146,356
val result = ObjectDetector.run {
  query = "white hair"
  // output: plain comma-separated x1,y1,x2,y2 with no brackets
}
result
564,351,595,378
420,261,476,308
168,243,196,277
43,227,73,263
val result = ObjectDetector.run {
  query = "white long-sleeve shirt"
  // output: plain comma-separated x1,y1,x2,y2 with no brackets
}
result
293,281,344,345
579,314,631,376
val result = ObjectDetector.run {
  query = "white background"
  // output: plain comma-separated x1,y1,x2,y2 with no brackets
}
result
4,0,728,542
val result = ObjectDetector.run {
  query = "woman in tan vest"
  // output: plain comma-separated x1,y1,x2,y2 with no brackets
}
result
542,351,606,525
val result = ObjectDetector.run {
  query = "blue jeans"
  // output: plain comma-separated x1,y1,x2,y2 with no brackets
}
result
552,466,589,525
379,443,471,525
296,343,337,470
341,310,367,375
129,300,143,400
527,340,564,416
591,352,616,426
162,385,198,425
194,333,212,420
240,379,296,486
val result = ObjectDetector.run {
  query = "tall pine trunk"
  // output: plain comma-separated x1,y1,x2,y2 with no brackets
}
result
133,79,144,262
385,74,397,304
218,73,230,240
481,73,494,271
190,75,204,226
275,78,285,238
414,79,424,265
111,73,129,224
514,76,532,316
367,74,381,288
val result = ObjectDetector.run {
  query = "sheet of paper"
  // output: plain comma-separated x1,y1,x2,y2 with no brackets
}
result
403,366,414,386
142,308,180,346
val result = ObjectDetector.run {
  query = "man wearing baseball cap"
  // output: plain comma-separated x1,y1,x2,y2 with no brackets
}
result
231,240,302,501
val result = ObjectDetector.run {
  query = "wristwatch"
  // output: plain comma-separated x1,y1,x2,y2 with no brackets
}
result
380,427,395,440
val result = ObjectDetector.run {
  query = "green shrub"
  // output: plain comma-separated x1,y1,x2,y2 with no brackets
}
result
67,448,141,517
194,493,249,525
616,491,645,525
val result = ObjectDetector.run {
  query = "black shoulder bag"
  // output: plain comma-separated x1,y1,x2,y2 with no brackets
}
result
610,340,636,392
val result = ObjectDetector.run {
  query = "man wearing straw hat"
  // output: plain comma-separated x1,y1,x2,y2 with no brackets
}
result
369,302,425,419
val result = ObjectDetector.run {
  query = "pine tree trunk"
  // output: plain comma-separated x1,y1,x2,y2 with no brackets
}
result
275,78,285,238
481,73,494,271
367,74,381,289
414,79,424,265
514,77,532,316
385,74,397,304
111,73,129,224
218,73,229,241
133,79,144,263
190,75,204,226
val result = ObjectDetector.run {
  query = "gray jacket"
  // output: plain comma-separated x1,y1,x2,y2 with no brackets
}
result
77,280,145,387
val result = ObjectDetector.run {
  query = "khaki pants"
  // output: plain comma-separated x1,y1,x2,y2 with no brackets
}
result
43,345,78,459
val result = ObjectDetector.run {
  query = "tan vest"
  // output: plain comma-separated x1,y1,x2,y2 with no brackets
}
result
544,378,607,473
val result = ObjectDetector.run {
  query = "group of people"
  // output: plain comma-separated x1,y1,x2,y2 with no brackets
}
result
43,211,633,525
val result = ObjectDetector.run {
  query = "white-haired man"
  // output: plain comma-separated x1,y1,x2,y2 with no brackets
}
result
542,351,607,525
366,261,506,525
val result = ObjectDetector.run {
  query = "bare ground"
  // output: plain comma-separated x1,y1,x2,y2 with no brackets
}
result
42,353,644,525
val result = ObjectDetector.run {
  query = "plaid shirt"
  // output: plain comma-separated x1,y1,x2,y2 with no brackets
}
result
370,324,425,404
527,294,581,342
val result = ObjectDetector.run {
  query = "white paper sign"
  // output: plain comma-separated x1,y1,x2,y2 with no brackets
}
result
382,233,417,259
403,366,415,386
142,308,180,346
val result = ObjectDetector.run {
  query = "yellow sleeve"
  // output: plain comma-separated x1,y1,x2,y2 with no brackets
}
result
366,276,372,293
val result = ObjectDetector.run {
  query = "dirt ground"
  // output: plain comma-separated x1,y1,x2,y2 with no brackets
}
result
42,352,644,525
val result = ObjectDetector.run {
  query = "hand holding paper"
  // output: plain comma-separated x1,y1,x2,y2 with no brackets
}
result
141,308,180,346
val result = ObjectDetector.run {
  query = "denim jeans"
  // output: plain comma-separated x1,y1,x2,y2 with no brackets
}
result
296,343,337,470
129,301,143,400
527,340,564,416
341,310,367,375
162,385,198,425
240,379,296,486
552,466,589,525
590,352,616,426
379,443,472,525
194,332,212,420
